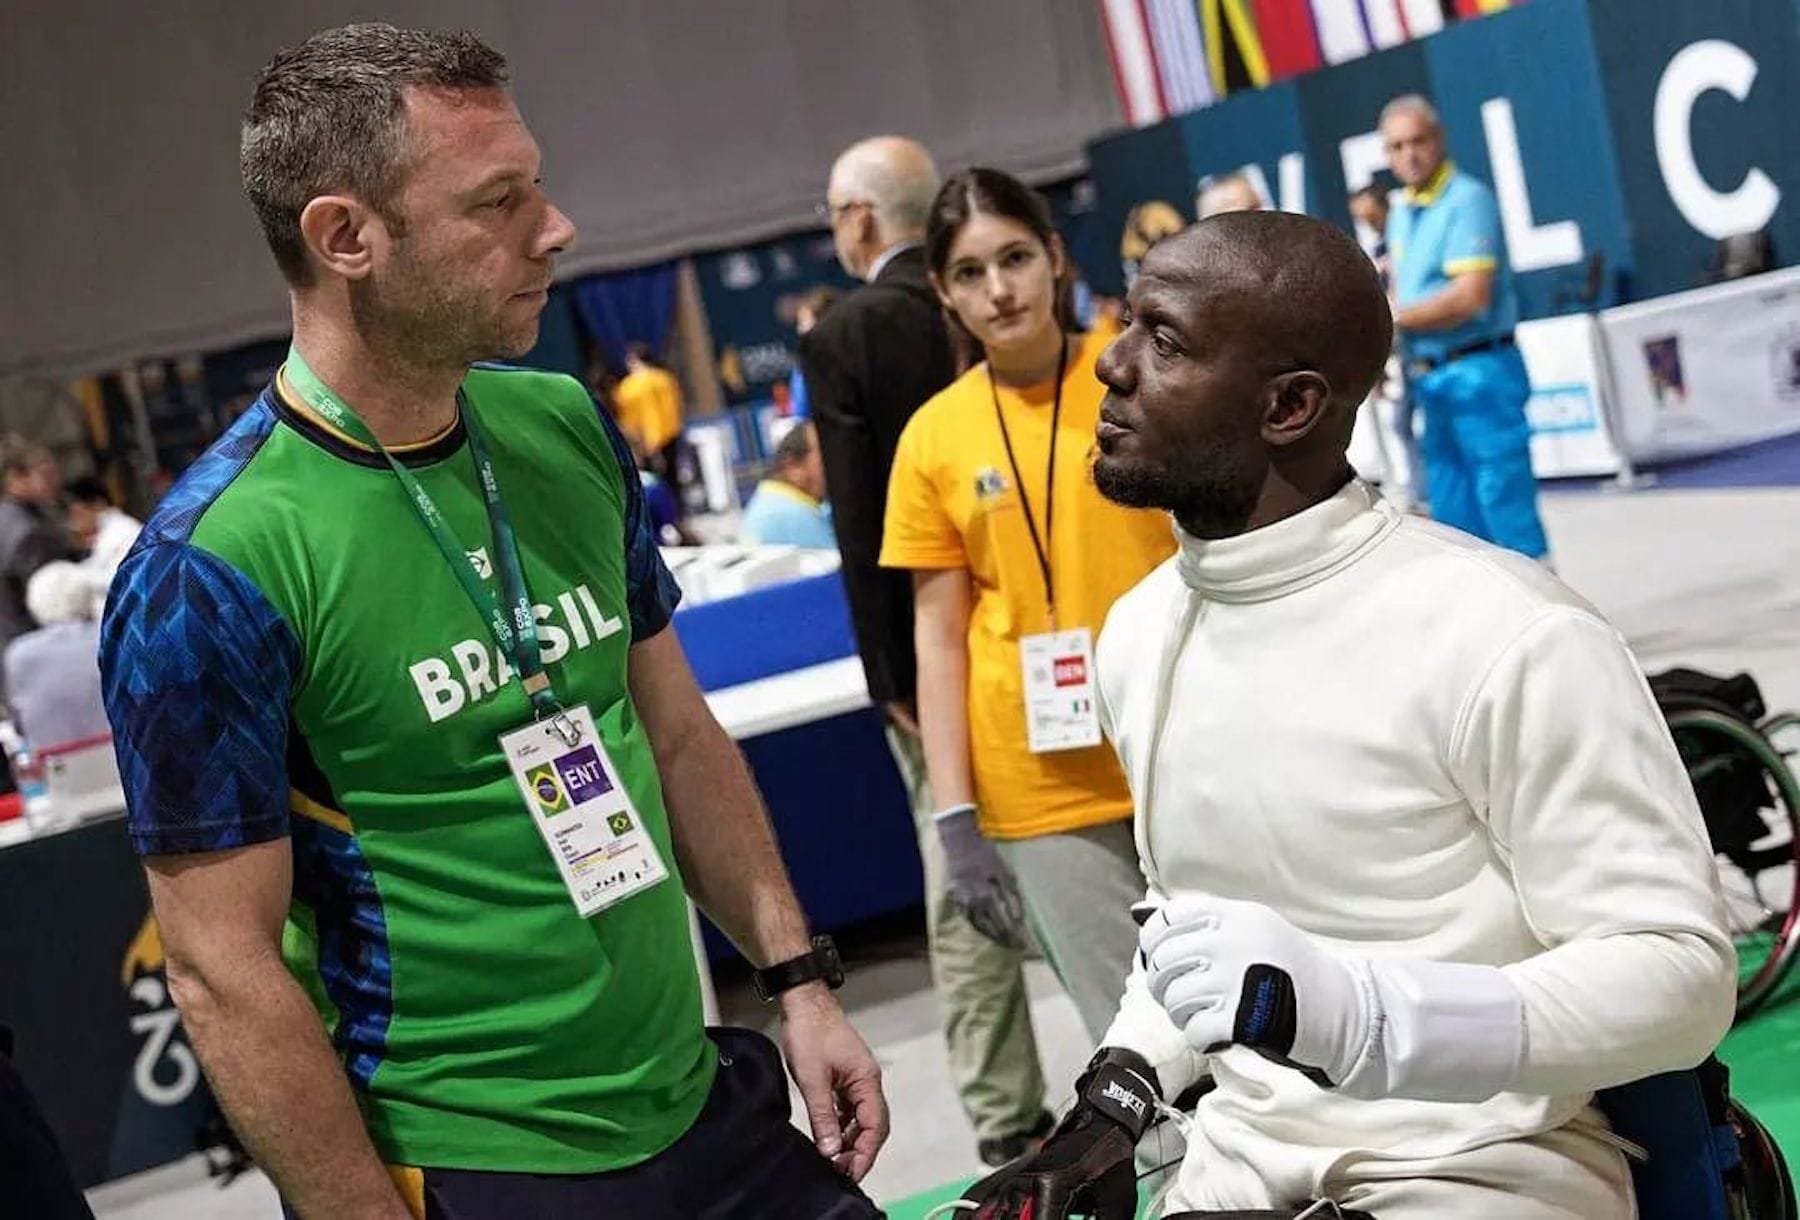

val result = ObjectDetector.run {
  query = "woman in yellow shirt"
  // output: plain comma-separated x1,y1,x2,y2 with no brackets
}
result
880,169,1176,1044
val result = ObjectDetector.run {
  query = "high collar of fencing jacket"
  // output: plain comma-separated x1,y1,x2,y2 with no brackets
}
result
1172,477,1401,604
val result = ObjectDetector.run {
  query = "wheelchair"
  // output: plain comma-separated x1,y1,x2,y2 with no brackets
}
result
1651,668,1800,1019
1127,1059,1794,1219
1600,1057,1794,1220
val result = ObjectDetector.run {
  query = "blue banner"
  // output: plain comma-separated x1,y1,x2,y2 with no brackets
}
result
1587,0,1800,299
1423,0,1635,315
1083,0,1800,319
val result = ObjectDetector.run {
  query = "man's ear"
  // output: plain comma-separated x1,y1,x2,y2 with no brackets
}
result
1260,370,1334,447
297,194,383,281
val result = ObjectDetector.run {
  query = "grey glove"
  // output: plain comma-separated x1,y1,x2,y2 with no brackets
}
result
934,804,1027,947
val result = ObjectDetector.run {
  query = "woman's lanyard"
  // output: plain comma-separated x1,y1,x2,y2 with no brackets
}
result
283,348,579,745
988,336,1069,630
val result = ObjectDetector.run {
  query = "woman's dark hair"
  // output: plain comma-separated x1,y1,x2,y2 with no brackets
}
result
925,168,1074,370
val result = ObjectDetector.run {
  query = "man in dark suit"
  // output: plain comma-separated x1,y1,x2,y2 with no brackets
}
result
799,137,1052,1166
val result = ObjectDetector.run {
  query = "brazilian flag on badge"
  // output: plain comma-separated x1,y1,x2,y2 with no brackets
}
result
527,764,570,815
607,812,634,836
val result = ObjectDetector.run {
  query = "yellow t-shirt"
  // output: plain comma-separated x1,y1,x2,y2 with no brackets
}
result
614,367,684,454
880,331,1176,840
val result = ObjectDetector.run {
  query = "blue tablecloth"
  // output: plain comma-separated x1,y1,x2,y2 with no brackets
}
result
673,573,921,959
675,571,861,693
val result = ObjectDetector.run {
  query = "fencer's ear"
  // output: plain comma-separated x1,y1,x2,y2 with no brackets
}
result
1261,370,1333,447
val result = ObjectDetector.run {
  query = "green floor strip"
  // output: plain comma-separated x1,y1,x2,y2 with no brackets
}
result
887,977,1800,1218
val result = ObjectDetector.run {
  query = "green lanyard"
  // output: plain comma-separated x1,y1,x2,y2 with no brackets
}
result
284,348,577,743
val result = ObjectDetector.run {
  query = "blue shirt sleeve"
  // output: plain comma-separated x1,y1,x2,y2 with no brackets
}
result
100,542,300,856
1441,184,1503,275
589,398,683,640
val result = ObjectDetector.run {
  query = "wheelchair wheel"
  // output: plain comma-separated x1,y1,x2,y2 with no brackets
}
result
1665,707,1800,1019
1731,1099,1797,1220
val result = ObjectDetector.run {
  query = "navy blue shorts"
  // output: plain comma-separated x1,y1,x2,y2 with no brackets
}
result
414,1027,882,1219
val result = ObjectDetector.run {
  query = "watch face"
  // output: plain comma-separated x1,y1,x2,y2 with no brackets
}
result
813,936,846,987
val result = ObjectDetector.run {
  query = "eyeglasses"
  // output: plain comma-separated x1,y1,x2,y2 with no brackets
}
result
814,199,870,223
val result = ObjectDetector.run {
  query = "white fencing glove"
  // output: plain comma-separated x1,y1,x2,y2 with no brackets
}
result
1137,894,1526,1103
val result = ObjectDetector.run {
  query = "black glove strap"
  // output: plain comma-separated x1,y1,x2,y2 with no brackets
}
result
1074,1047,1161,1143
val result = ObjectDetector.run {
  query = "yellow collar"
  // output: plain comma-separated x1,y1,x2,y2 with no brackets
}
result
758,479,821,511
1405,160,1455,207
275,366,459,454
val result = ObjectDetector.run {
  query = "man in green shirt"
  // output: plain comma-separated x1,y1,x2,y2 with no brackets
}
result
100,23,886,1219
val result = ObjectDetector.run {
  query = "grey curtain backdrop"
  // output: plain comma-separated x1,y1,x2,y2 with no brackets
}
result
0,1,1122,379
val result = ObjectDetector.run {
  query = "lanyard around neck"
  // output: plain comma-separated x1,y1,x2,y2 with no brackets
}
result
284,348,573,740
988,336,1069,627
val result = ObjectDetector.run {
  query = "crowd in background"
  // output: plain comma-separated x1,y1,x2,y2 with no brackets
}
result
0,437,141,770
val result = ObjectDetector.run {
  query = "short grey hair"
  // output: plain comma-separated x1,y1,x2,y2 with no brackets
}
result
241,23,509,286
25,562,96,627
829,137,940,239
1196,173,1264,219
1379,93,1441,132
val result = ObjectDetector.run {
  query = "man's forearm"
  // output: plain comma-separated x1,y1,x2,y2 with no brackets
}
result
170,957,410,1220
660,719,812,966
1395,274,1488,332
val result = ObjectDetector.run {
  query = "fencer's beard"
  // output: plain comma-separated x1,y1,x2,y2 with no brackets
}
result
1093,438,1265,539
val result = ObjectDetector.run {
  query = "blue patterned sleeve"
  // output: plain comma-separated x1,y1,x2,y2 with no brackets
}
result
590,398,683,640
100,541,301,855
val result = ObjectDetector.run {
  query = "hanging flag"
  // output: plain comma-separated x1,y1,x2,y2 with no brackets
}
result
1146,0,1216,113
1309,0,1372,63
1099,0,1168,126
1454,0,1515,15
1397,0,1447,37
1250,0,1324,79
1201,0,1271,95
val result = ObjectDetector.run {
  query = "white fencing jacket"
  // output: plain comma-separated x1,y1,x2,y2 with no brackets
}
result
1097,479,1734,1211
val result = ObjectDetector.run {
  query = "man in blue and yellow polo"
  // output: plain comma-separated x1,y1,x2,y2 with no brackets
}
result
1382,94,1549,559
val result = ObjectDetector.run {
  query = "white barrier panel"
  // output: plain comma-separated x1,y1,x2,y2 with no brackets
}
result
1518,314,1623,479
1600,266,1800,464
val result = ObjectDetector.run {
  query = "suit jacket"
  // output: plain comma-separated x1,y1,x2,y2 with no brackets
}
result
797,246,955,706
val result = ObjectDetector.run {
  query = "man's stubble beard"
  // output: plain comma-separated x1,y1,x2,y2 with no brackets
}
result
1093,442,1264,539
351,251,522,371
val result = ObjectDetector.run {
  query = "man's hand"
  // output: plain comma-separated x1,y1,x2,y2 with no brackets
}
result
962,1049,1157,1219
1138,895,1370,1087
779,984,889,1182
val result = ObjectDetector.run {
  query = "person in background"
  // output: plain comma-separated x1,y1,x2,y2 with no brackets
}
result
1348,182,1392,276
740,423,835,550
1347,180,1423,513
67,476,143,583
613,342,686,483
882,168,1174,1061
0,436,76,655
5,562,108,750
803,135,1054,1167
786,285,841,423
1196,172,1263,220
1382,94,1548,559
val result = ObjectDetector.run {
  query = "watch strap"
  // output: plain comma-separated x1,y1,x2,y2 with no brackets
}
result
752,935,843,1001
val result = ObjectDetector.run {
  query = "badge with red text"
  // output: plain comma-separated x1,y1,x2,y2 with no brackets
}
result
1020,628,1102,753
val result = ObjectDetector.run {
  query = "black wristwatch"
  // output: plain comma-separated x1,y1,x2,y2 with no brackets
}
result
752,935,845,1001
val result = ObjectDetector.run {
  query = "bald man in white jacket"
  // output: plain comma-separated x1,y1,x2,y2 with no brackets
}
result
960,214,1732,1219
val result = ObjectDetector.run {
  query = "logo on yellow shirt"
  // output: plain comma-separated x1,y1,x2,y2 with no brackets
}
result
974,467,1010,502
